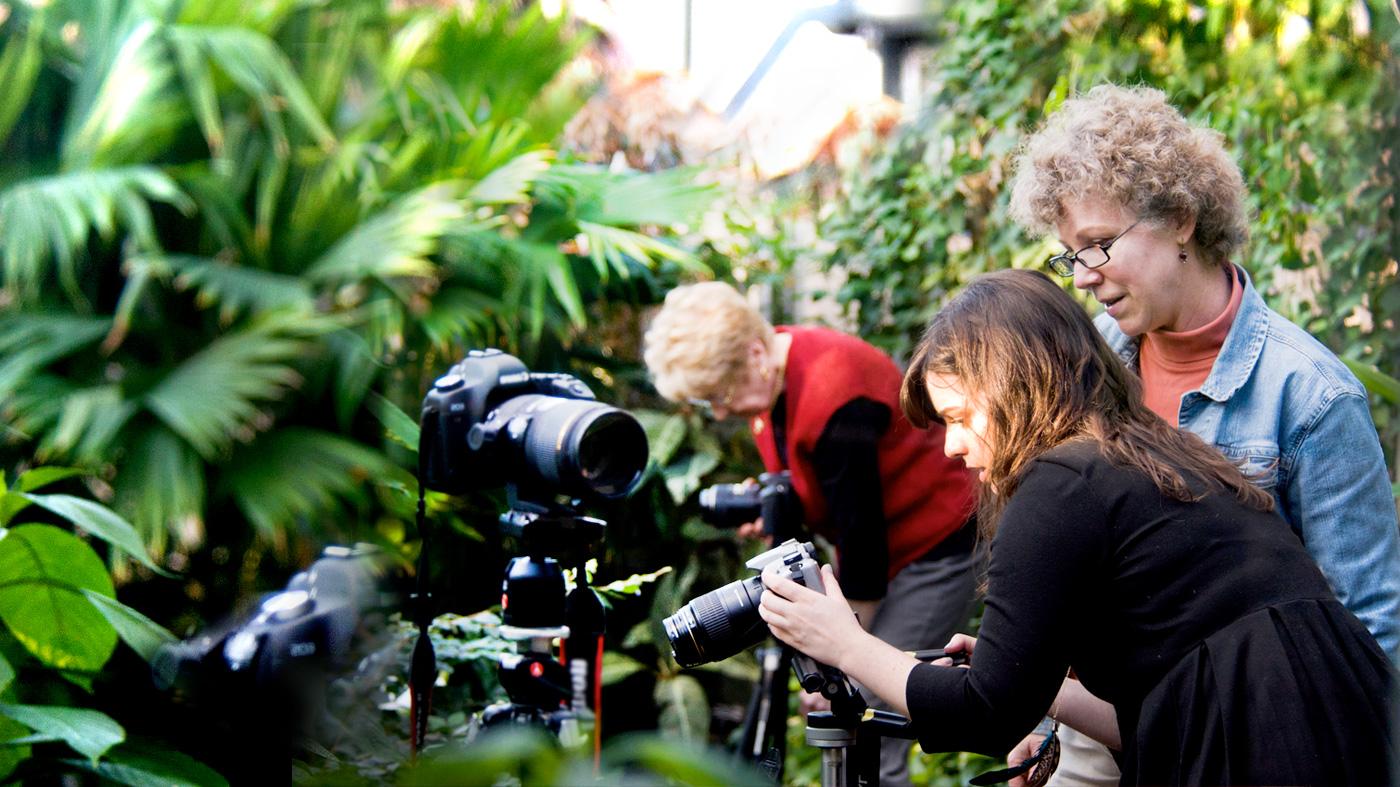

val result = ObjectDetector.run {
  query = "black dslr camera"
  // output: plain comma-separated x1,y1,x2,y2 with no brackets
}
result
151,545,397,782
664,539,820,668
699,471,800,540
420,348,648,504
417,349,649,746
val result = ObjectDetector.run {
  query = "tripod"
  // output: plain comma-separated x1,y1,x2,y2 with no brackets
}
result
736,646,966,786
474,501,610,764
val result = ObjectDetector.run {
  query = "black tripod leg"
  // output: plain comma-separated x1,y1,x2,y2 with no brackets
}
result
852,725,882,787
736,644,791,781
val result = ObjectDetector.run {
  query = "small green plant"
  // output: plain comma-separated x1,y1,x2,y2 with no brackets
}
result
0,467,221,785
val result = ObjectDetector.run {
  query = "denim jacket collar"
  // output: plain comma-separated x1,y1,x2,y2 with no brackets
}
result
1099,265,1266,404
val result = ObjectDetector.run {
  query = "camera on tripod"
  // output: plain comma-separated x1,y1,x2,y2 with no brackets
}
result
698,471,800,540
417,349,649,747
150,545,397,782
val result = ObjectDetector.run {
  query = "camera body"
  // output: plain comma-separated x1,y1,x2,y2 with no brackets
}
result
663,539,823,668
419,349,648,502
153,545,394,696
699,471,801,540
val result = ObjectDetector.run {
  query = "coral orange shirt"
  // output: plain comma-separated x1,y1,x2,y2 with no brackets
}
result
1140,267,1244,426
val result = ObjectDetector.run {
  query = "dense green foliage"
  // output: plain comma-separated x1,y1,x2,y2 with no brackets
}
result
825,0,1400,454
0,0,712,578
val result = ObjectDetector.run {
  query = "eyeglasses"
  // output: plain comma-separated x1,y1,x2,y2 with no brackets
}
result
969,721,1060,787
686,381,737,417
1045,220,1140,277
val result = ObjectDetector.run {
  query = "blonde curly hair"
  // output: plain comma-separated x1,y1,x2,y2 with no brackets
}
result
643,281,774,403
1009,84,1249,268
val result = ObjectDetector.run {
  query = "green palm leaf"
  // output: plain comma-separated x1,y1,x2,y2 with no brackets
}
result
0,167,192,304
0,315,110,399
543,166,718,228
37,385,136,466
165,23,335,156
163,254,314,320
218,428,408,540
0,4,46,148
303,183,470,286
111,426,206,557
143,315,332,460
62,17,189,169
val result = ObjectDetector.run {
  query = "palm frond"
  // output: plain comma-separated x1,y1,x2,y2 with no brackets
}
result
467,148,553,205
0,4,47,148
302,183,469,285
543,165,718,228
62,17,190,168
416,287,503,354
142,314,335,460
37,385,137,466
165,23,335,156
0,315,110,399
111,425,206,557
576,220,701,281
218,427,408,541
0,167,192,303
325,329,382,431
163,254,314,320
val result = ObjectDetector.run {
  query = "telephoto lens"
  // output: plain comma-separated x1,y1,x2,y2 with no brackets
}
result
662,540,822,667
664,575,768,667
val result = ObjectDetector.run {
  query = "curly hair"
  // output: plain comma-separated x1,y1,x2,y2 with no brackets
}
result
901,269,1272,537
642,281,774,403
1009,84,1249,268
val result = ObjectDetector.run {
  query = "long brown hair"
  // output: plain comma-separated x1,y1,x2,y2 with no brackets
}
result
900,269,1273,538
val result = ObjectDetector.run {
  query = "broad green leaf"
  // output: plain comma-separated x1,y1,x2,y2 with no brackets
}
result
663,452,721,505
0,651,13,695
0,704,124,765
368,393,420,452
22,494,168,576
15,467,87,494
63,739,229,787
81,590,177,664
0,715,30,781
0,525,118,671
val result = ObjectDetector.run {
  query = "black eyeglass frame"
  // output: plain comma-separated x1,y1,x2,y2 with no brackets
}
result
1045,219,1141,278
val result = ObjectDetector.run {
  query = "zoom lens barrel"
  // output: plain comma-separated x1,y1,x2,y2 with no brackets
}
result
662,575,768,667
493,395,648,500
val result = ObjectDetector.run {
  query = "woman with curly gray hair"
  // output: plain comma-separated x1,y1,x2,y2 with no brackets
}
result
1003,83,1400,786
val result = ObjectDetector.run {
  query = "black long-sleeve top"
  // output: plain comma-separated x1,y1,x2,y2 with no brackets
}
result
771,395,890,600
902,441,1372,778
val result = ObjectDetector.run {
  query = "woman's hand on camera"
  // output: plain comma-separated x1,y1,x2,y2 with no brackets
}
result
758,563,862,670
936,633,977,667
735,519,773,545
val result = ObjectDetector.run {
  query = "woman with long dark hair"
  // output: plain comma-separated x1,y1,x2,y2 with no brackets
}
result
757,269,1393,786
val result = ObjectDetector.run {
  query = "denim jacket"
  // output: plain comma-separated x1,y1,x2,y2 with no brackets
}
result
1096,267,1400,663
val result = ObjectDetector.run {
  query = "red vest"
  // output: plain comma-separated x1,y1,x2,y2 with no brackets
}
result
750,326,977,579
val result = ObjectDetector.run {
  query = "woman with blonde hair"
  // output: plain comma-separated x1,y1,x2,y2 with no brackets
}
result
644,280,977,787
757,269,1393,787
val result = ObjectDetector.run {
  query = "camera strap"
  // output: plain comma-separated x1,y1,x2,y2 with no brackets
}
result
408,483,435,754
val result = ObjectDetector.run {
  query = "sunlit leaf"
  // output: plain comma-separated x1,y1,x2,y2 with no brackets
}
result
0,704,124,765
81,590,177,664
0,525,117,671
